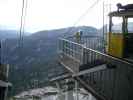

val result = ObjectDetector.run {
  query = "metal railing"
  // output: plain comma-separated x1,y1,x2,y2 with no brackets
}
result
77,62,133,100
58,38,83,63
58,36,106,68
58,36,133,100
58,37,133,68
65,36,105,52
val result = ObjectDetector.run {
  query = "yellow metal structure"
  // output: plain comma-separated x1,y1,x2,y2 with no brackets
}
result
107,10,133,58
107,33,124,58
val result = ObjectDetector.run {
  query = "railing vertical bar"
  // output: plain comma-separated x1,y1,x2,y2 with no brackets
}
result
97,71,101,93
95,71,99,91
105,69,109,98
111,69,115,100
91,50,94,65
86,49,89,64
101,70,104,95
108,69,111,99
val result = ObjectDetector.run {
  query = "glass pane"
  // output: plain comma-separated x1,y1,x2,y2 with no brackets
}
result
128,18,133,33
112,17,123,33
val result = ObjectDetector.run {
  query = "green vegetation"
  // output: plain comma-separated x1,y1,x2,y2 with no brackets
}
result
1,26,100,95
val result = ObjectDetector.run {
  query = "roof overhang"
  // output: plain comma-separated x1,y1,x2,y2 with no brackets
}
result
109,10,133,17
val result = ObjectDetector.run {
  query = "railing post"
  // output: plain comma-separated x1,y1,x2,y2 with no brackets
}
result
65,79,74,100
75,80,79,100
56,82,65,100
81,45,84,65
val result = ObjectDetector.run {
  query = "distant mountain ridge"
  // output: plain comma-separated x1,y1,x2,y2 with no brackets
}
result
0,30,18,39
1,26,100,95
29,26,99,39
0,29,30,39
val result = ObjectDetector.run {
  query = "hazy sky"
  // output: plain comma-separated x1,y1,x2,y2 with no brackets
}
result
0,0,132,32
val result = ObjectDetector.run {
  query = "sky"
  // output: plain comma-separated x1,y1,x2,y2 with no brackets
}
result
0,0,132,32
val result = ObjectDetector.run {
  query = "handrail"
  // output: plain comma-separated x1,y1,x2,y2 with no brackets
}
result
59,37,83,46
59,37,133,67
83,46,133,67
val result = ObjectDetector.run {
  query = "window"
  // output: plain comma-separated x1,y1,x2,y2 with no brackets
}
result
112,17,123,33
128,18,133,33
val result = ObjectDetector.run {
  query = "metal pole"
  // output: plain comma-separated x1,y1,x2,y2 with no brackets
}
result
0,40,2,64
0,39,6,64
56,82,65,100
65,79,74,100
109,2,111,13
103,1,105,36
103,1,105,52
4,64,9,100
75,81,79,100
